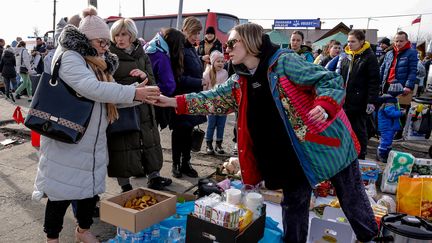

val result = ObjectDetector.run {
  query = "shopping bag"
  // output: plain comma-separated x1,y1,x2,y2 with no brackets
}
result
380,150,415,194
191,126,205,152
396,176,432,220
411,158,432,176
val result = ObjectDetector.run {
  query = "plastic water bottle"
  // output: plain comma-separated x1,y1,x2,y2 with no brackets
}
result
117,227,133,242
151,224,161,243
166,226,185,243
132,229,144,242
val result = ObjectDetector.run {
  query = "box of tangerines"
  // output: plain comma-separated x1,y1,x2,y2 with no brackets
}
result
100,187,177,233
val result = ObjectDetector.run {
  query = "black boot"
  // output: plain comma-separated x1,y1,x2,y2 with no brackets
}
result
206,140,214,155
215,140,225,154
148,176,173,190
181,160,198,178
121,184,133,193
172,162,182,178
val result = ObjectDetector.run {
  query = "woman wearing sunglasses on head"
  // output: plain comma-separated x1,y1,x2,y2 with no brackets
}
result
152,23,378,243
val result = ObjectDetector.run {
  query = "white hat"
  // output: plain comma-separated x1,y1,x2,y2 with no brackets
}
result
78,6,110,40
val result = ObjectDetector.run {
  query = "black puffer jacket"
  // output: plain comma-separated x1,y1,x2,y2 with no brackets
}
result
0,49,17,79
339,44,380,113
107,42,163,177
170,41,206,128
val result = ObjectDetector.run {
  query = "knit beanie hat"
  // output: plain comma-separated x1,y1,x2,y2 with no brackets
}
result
388,82,404,97
78,6,110,41
206,26,215,35
379,37,391,47
210,50,224,65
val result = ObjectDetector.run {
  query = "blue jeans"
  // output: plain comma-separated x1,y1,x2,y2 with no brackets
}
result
205,115,227,142
2,77,16,97
281,159,378,242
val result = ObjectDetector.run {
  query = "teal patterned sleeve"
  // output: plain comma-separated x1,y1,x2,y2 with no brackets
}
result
276,53,346,104
183,77,239,115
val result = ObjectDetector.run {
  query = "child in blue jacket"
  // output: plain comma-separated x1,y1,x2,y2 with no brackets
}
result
377,83,404,162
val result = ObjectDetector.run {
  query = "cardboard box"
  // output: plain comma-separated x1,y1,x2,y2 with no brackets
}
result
259,189,283,204
186,206,266,243
100,187,176,233
358,160,380,183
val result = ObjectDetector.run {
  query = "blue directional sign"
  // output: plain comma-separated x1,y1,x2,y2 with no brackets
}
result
274,19,321,28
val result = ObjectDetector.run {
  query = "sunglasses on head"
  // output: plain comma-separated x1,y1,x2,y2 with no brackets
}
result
226,39,241,49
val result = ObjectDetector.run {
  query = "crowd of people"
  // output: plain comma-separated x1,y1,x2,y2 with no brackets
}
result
0,5,431,243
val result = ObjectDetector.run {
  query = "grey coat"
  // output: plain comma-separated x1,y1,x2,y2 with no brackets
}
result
32,25,136,201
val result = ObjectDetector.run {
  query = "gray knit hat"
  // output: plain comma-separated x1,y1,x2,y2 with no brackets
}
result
388,83,404,97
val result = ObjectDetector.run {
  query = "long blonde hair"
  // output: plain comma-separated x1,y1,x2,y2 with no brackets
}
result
205,50,224,88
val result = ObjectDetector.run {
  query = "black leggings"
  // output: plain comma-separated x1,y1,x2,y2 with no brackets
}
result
171,126,193,164
44,196,98,239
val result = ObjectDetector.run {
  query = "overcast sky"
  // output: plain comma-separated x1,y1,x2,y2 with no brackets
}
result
1,0,431,44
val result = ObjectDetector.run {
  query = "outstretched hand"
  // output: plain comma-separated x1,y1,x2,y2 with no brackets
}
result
135,86,160,104
150,95,178,108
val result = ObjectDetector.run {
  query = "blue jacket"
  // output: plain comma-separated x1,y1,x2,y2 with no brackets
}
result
378,97,402,132
380,46,418,90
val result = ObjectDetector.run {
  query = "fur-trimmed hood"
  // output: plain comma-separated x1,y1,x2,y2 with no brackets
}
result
58,24,119,74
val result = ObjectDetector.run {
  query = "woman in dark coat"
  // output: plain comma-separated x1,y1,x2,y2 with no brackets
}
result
108,18,171,191
337,30,380,159
0,47,17,101
169,16,207,178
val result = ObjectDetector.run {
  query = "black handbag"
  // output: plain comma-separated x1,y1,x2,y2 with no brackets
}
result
193,178,224,198
24,53,94,144
191,125,205,152
19,50,29,74
107,106,141,134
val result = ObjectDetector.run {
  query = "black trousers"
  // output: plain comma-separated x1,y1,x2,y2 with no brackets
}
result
171,126,193,165
281,160,378,243
346,111,368,159
44,196,98,239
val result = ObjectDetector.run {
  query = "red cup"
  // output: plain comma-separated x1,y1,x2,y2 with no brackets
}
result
31,130,40,147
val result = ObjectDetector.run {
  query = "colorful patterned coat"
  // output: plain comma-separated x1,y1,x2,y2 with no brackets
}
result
176,49,360,187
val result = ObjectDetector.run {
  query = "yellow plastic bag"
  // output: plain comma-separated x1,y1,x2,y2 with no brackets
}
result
396,176,432,220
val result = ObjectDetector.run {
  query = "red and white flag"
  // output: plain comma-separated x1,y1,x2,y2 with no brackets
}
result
412,15,421,25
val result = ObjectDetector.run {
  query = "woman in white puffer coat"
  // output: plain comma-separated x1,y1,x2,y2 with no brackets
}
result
33,7,160,243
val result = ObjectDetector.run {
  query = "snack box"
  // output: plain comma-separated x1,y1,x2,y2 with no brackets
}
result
359,160,380,183
100,187,176,233
186,205,266,243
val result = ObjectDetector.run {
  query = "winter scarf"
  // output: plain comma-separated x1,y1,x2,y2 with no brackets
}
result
144,32,169,56
59,24,119,122
84,56,119,122
204,37,215,55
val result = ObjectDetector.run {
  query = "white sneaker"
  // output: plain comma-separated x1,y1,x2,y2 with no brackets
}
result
232,143,238,155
